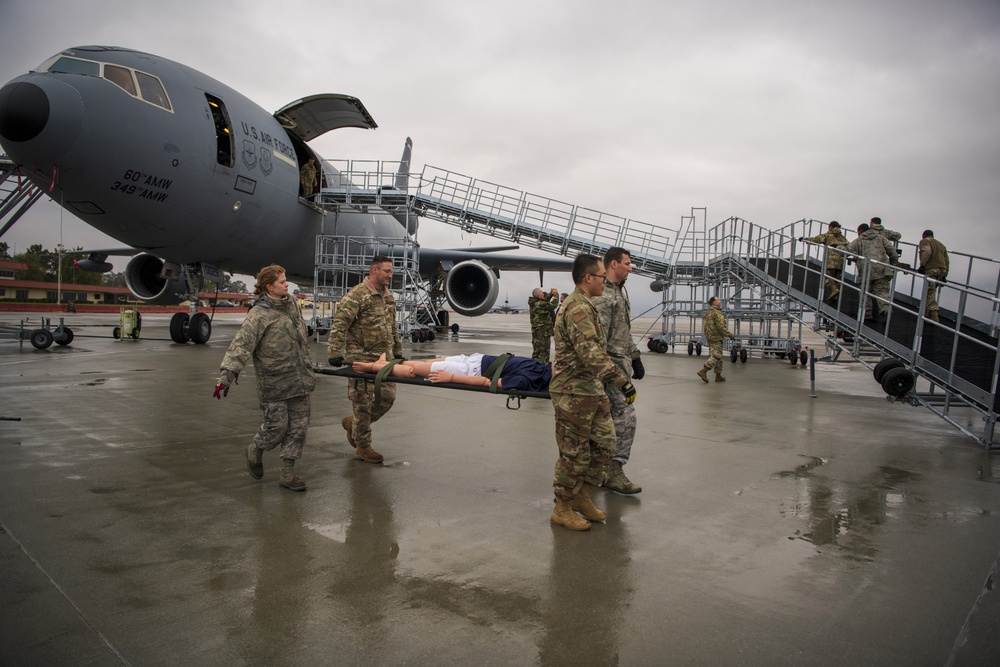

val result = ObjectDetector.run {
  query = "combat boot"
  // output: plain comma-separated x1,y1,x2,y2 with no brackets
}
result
342,415,357,448
929,311,939,323
551,498,591,531
278,459,306,492
697,368,709,383
245,442,263,480
354,445,384,464
715,374,726,382
826,287,840,302
605,463,642,495
570,483,606,521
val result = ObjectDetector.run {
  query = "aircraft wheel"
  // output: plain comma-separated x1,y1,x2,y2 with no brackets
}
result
800,350,809,366
740,348,748,363
411,330,420,343
881,367,916,397
189,313,212,344
873,358,904,384
647,338,657,351
687,341,694,355
170,312,191,343
695,342,702,356
427,329,436,341
113,327,122,339
55,327,74,346
30,329,54,350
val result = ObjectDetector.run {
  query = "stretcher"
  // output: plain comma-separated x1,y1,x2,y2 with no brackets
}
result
317,357,550,410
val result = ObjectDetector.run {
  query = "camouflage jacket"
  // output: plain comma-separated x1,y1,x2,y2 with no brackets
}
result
218,294,316,402
528,292,558,335
703,305,734,344
918,237,949,275
592,280,640,379
847,229,898,280
327,277,402,362
550,287,627,396
803,230,850,270
870,223,901,243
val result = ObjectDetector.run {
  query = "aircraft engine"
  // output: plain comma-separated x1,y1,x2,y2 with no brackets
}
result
125,253,190,305
444,260,499,316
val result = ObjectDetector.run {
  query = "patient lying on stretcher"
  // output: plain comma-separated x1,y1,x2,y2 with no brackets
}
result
352,353,551,392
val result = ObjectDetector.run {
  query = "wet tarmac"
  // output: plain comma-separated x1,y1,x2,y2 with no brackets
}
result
2,311,1000,666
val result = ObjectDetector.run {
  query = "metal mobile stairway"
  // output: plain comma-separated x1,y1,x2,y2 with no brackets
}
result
319,161,680,280
318,159,999,448
706,217,1000,449
0,156,45,239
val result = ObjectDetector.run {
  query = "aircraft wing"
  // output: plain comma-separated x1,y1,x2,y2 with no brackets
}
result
420,248,573,272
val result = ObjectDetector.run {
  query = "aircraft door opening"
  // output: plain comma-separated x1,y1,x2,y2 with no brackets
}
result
205,94,233,167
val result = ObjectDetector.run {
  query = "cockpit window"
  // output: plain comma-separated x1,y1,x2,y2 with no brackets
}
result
41,54,172,112
47,57,101,77
103,65,137,96
135,71,172,111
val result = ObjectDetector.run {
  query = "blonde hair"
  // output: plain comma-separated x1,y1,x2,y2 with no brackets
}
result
254,264,286,297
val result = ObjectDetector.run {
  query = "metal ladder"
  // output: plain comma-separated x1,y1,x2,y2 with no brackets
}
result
0,156,45,239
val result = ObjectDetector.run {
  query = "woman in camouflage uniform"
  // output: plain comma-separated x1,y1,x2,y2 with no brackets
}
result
216,264,316,492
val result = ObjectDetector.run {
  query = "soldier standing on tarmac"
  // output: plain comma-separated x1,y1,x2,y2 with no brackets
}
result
697,295,735,383
529,287,559,363
592,247,645,495
549,254,635,531
327,256,403,464
216,264,316,492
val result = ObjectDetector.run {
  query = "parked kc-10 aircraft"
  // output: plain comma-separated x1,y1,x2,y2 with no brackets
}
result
0,45,570,344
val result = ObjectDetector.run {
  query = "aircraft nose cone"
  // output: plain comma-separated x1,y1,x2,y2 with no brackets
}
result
0,75,83,166
0,81,49,143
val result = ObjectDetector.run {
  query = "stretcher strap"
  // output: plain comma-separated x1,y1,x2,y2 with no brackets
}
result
482,353,512,393
374,358,404,413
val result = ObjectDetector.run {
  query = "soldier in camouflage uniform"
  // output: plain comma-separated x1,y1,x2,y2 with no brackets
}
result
697,296,734,383
847,223,899,321
918,229,949,322
529,287,559,363
327,256,403,464
592,247,645,495
800,220,849,302
299,157,317,198
869,216,901,245
550,254,635,531
216,265,316,492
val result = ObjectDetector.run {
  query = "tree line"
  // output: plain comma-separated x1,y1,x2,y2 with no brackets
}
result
0,242,247,293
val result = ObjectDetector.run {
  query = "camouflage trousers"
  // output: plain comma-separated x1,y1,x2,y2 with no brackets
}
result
703,341,724,374
253,394,311,460
531,331,552,364
348,378,397,448
863,276,892,318
924,268,946,315
605,382,637,464
824,268,843,300
551,392,616,500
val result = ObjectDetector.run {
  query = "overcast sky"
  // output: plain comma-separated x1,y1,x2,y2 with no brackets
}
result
2,0,999,311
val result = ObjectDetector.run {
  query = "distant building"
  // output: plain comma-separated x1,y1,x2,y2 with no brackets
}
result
0,275,250,306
